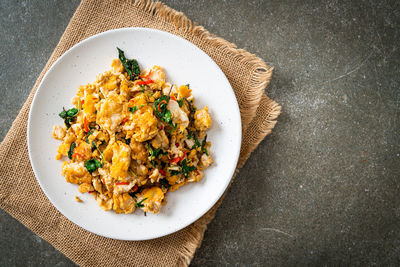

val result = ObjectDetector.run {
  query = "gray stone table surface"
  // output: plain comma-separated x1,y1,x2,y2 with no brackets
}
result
1,0,399,266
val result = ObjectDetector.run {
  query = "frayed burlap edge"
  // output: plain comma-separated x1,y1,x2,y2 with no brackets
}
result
132,0,275,134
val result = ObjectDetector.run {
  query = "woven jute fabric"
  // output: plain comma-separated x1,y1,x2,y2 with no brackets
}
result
0,0,281,266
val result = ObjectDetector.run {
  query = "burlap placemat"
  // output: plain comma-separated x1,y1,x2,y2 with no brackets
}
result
0,0,281,266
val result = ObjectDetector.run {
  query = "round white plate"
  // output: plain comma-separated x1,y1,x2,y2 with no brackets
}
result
28,28,241,240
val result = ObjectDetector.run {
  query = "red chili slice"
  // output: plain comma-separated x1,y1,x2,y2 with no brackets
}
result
159,169,166,176
157,100,167,113
170,151,189,164
72,152,84,159
136,79,154,85
115,182,130,186
170,157,180,164
139,69,152,79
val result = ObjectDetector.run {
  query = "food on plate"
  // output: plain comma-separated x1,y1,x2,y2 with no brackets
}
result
52,48,213,214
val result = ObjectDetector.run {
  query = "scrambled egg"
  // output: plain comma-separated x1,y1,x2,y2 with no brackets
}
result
53,53,213,215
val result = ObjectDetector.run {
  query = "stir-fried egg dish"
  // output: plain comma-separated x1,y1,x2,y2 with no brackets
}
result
52,48,212,214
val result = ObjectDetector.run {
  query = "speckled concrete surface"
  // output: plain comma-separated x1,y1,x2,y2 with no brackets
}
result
1,0,399,266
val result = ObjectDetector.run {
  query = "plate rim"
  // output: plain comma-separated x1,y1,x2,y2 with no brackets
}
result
27,27,242,240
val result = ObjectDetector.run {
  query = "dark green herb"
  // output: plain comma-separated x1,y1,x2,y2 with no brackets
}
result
140,84,145,93
84,159,103,174
65,117,74,129
117,47,140,81
181,159,195,177
68,142,76,159
129,186,142,198
124,138,131,145
169,170,180,176
135,197,148,208
154,95,169,117
190,134,201,149
201,135,208,155
89,122,96,130
185,84,190,88
187,131,193,140
91,141,97,152
85,130,94,144
130,105,144,113
177,98,184,107
160,178,170,189
154,95,176,130
164,110,172,124
66,108,78,117
59,107,79,129
147,144,166,167
59,110,67,118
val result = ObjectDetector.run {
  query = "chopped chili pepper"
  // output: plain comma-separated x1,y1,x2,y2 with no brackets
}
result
84,116,89,132
136,79,154,85
131,185,138,192
170,151,188,164
195,169,200,175
139,69,152,79
176,143,180,147
88,191,95,194
160,125,164,130
159,169,166,176
121,118,128,125
81,99,85,104
170,95,177,101
72,152,84,159
102,178,105,184
170,157,180,164
157,100,168,113
115,182,130,186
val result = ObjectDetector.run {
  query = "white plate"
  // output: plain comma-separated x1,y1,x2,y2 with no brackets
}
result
27,28,241,240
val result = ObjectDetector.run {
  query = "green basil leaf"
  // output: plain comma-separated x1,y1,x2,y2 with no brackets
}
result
177,98,184,107
68,142,76,159
181,159,195,177
66,108,78,117
164,110,172,123
160,178,170,189
117,48,140,80
135,197,148,208
169,170,180,176
191,134,201,149
201,135,208,155
91,141,97,152
59,110,67,119
84,159,103,174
